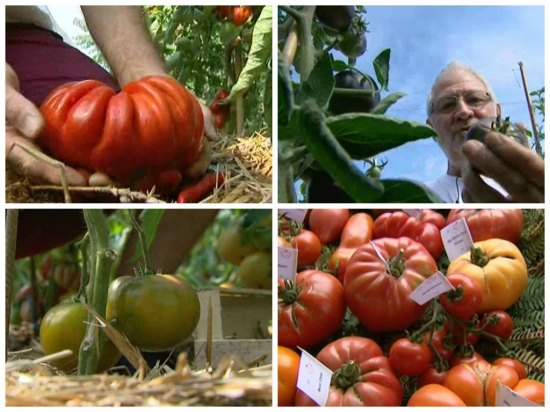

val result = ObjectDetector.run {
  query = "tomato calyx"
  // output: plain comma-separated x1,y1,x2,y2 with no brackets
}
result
469,246,490,267
388,249,406,277
278,280,300,305
332,361,361,389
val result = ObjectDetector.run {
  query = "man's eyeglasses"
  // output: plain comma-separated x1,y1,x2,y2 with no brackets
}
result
431,90,493,115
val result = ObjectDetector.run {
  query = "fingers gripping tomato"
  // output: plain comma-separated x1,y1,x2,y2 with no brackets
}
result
344,237,438,332
278,270,346,350
447,209,524,243
295,337,403,406
39,76,204,192
373,211,444,259
447,239,528,311
106,274,200,351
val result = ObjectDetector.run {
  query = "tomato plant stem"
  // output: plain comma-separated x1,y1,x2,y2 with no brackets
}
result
280,6,315,81
129,210,154,276
5,210,18,357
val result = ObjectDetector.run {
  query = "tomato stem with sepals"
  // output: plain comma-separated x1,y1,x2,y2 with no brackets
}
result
280,6,316,81
279,280,300,305
333,361,361,389
388,249,406,278
470,246,489,267
79,210,117,375
411,300,450,369
129,210,154,276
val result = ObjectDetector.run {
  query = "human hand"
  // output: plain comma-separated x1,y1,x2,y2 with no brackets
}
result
6,64,86,186
186,140,212,179
461,131,544,203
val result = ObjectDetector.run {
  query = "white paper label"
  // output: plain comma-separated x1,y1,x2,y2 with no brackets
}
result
279,209,308,224
409,271,454,305
440,217,474,261
495,381,540,407
296,347,333,407
402,209,422,218
278,246,298,280
370,241,391,272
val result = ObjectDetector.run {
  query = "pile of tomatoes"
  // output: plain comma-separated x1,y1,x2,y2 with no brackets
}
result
278,209,544,406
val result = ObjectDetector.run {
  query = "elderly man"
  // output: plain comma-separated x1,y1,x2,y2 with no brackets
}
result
426,62,543,203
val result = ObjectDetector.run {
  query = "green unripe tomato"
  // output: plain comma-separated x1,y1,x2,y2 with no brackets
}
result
106,275,200,352
216,224,257,265
39,302,121,372
235,251,272,289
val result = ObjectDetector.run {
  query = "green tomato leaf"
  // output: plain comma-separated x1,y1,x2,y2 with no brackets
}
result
279,110,300,141
297,51,334,109
226,6,272,100
380,179,442,203
373,48,391,91
278,51,293,126
129,210,165,264
326,113,436,158
371,92,406,114
332,59,349,72
264,67,272,133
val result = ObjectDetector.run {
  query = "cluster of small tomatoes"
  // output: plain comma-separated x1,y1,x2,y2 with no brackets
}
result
278,209,544,406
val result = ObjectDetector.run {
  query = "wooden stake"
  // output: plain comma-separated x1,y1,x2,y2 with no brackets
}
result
518,62,543,156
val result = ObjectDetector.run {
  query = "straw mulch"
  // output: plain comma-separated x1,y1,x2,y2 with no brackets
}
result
6,350,272,407
6,131,272,203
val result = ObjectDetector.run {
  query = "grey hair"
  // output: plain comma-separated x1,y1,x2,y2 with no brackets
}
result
426,61,497,117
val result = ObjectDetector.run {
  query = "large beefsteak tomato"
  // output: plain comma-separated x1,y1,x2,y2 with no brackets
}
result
447,209,524,244
278,270,346,349
344,237,438,332
446,239,527,312
294,337,403,406
40,75,204,192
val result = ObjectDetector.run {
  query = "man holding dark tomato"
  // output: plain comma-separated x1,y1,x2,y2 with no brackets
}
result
6,6,216,186
426,61,543,203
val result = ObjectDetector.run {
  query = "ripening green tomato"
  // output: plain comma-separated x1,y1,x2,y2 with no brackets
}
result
235,251,272,289
106,274,200,352
216,225,257,265
39,302,121,372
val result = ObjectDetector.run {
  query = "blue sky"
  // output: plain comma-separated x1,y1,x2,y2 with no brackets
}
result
337,6,545,182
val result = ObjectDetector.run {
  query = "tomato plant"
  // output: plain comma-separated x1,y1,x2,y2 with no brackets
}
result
40,302,121,372
447,240,528,311
106,274,200,351
278,270,346,349
447,209,524,244
344,237,438,332
439,273,483,319
389,338,432,376
40,76,204,194
291,230,322,266
278,346,300,406
295,337,403,406
307,209,349,244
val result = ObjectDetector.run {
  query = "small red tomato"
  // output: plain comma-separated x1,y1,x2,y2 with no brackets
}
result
231,6,252,26
439,273,483,319
389,338,432,376
447,320,480,346
481,310,514,339
423,329,454,362
291,229,322,266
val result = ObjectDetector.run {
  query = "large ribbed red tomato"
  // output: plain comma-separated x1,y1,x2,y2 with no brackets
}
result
446,209,524,244
294,337,402,406
344,237,438,332
40,75,204,192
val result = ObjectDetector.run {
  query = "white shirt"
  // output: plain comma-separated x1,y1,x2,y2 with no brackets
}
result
6,6,72,43
429,173,509,203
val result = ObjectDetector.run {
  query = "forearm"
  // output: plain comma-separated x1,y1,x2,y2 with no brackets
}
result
81,6,166,86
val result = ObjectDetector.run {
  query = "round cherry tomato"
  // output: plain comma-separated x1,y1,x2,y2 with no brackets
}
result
295,337,402,406
106,274,200,351
40,302,121,372
216,224,257,265
408,384,466,406
389,338,432,376
278,270,346,350
231,6,252,26
439,273,483,319
292,230,322,266
423,329,454,362
278,346,300,406
235,251,271,289
493,358,527,380
447,239,528,311
480,310,514,339
344,237,438,332
307,209,349,244
447,209,524,244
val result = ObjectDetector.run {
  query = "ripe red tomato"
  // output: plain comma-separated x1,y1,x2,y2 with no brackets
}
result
417,367,449,387
327,212,374,281
439,273,483,319
215,6,231,20
447,320,480,346
278,346,300,406
231,6,252,26
278,270,346,349
373,211,444,258
40,76,204,192
423,329,454,362
308,209,349,244
480,310,514,339
389,338,432,376
447,209,524,244
295,337,403,406
292,229,322,266
106,274,200,351
418,209,446,230
344,237,438,332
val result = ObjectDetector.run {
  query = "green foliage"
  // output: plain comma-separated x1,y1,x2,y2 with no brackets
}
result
73,17,111,72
